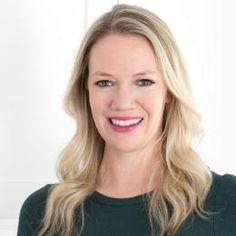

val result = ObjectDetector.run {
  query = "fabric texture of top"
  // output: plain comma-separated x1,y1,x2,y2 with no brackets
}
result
17,171,236,236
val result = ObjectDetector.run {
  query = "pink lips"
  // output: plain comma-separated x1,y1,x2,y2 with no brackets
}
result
108,116,143,120
108,116,143,133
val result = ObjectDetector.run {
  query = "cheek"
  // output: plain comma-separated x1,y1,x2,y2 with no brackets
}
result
141,92,166,109
89,93,108,115
140,92,167,124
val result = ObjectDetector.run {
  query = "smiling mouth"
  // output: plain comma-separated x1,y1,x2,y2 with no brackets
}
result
108,118,143,127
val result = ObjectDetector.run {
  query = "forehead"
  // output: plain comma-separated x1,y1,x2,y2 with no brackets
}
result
88,33,158,73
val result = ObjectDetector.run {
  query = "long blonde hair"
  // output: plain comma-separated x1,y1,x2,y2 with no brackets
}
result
38,4,212,236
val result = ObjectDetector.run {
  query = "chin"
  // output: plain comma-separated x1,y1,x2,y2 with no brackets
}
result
106,141,142,153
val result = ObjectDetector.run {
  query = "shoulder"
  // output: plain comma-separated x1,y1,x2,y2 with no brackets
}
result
220,173,236,192
21,184,55,215
208,171,236,205
208,171,236,234
211,171,236,199
17,184,56,236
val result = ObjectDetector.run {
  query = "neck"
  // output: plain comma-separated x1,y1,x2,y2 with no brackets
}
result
95,145,163,198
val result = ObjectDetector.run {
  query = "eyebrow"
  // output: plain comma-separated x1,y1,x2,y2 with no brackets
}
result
91,70,157,77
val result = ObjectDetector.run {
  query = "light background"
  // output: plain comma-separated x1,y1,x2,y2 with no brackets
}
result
0,0,235,235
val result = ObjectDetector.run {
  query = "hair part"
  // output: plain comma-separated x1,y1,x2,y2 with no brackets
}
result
38,4,212,236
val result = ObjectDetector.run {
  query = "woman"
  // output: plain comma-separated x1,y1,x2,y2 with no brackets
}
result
17,4,236,236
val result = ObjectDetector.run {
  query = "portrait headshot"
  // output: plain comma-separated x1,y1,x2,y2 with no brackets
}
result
0,1,235,236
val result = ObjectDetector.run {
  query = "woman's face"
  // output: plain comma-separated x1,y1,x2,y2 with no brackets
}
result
88,33,170,152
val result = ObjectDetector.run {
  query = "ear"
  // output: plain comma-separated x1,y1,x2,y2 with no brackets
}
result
165,91,172,103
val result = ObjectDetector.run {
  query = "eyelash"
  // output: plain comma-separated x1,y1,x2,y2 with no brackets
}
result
95,80,113,87
137,79,155,87
95,79,155,88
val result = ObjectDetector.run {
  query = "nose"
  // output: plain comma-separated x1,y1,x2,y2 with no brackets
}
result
110,85,135,111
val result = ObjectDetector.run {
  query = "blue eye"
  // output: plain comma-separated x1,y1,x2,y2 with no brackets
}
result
95,80,113,87
137,79,155,87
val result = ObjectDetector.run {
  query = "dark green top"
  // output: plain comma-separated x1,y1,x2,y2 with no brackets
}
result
17,172,236,236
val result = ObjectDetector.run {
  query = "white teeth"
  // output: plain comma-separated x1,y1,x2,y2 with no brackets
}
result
110,118,142,126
